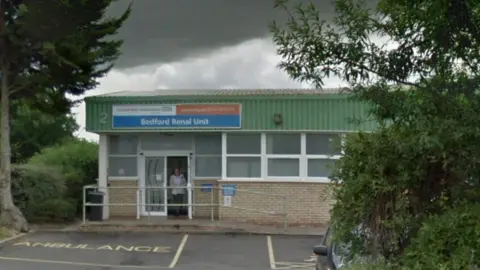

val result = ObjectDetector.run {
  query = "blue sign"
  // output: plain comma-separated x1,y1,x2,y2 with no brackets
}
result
113,115,240,128
200,184,213,192
112,104,242,129
222,184,236,196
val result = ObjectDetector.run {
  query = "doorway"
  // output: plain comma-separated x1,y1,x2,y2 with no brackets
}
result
143,156,167,216
166,156,189,217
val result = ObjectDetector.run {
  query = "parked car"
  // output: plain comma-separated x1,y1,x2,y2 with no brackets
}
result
313,224,376,269
313,225,346,269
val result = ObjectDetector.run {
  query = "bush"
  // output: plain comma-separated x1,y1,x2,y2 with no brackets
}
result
27,138,98,214
327,89,480,269
12,164,69,222
343,261,392,270
401,203,480,270
12,138,99,222
28,199,76,222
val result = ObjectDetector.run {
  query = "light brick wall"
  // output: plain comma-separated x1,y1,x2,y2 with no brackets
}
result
106,178,333,226
108,180,138,218
218,182,333,226
192,180,220,219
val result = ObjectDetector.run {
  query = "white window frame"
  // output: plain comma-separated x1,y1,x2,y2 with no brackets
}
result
265,133,302,180
218,132,346,183
193,134,222,179
305,133,345,182
222,133,263,180
107,134,139,180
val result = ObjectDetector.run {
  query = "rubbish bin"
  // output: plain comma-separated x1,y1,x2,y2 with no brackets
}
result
88,191,104,221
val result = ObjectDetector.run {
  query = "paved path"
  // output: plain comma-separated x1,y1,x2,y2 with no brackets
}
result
78,219,327,236
0,231,322,270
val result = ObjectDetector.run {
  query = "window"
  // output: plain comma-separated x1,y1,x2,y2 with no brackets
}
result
194,134,222,177
108,135,138,177
306,133,343,179
268,158,299,177
267,134,301,155
306,134,342,156
227,157,261,178
141,134,192,151
110,135,137,155
227,134,261,154
226,134,261,178
308,159,336,178
266,134,301,177
108,156,137,177
219,132,345,181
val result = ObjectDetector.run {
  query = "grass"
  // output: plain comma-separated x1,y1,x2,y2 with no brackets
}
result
0,226,15,240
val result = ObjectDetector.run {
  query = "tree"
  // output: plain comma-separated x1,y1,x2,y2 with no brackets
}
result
271,0,480,265
0,0,131,231
11,101,78,164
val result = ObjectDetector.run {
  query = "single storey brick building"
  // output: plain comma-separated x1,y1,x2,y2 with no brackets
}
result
84,88,374,226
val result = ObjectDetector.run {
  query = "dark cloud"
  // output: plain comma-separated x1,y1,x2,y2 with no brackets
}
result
89,39,309,92
107,0,337,69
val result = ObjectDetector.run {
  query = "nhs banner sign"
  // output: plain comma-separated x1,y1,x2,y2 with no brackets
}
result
112,104,242,129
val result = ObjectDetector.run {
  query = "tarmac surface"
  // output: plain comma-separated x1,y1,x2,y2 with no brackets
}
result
0,231,323,270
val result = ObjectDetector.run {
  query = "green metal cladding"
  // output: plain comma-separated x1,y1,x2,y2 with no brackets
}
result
85,93,377,133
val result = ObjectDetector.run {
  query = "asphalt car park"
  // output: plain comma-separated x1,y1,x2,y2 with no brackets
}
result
0,231,322,270
268,235,322,270
0,231,183,270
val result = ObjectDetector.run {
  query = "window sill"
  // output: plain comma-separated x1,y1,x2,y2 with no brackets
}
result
192,177,222,181
218,178,332,183
301,178,331,183
108,176,139,181
219,178,264,182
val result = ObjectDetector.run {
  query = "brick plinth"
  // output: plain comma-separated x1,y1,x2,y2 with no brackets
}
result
106,179,333,226
108,180,138,217
192,180,220,220
217,181,333,226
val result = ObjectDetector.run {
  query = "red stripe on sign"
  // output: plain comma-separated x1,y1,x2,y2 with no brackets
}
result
176,104,240,115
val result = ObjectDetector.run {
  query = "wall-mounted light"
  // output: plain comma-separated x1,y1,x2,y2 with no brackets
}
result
273,113,283,126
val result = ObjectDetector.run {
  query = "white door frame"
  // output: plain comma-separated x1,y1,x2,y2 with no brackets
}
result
140,153,168,216
140,151,193,218
187,153,192,219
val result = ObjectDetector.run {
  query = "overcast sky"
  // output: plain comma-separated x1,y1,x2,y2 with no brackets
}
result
74,0,354,141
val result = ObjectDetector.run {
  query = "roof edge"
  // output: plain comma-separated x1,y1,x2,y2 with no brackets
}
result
86,88,352,100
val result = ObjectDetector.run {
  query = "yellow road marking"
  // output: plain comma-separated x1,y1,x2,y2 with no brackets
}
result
275,265,315,270
168,234,188,268
12,241,170,253
0,231,33,245
275,261,316,269
267,235,276,269
276,262,316,265
267,236,317,270
0,256,168,269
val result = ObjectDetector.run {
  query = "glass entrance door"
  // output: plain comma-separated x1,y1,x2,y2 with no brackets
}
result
144,156,167,215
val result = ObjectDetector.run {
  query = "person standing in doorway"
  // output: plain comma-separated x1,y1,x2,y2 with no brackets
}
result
169,168,187,216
